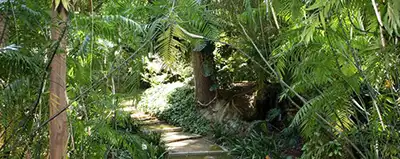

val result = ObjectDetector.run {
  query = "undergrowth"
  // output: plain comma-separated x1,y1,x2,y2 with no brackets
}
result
137,82,212,135
69,110,166,159
137,82,300,159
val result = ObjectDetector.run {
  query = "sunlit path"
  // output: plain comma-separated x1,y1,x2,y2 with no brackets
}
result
122,101,229,159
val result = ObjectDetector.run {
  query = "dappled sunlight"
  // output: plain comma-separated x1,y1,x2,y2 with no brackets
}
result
120,100,135,107
129,108,228,158
166,139,223,152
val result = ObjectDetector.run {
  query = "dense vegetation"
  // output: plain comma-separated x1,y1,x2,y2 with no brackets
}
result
1,0,400,158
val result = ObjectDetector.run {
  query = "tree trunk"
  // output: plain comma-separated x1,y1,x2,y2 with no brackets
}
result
49,2,68,159
88,0,92,13
0,13,6,146
0,14,7,47
192,43,216,106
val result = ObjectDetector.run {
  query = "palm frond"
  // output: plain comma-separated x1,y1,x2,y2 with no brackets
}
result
155,23,187,66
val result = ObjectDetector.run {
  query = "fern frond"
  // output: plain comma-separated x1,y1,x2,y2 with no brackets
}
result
155,23,187,66
0,45,41,79
73,14,144,41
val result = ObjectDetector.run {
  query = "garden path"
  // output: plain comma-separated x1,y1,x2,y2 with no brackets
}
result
121,101,230,159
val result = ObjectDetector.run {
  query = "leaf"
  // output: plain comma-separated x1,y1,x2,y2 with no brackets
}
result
319,11,326,30
383,0,400,36
306,0,326,11
291,0,302,20
61,0,69,11
193,42,207,52
156,24,187,66
301,21,317,44
272,0,282,12
54,0,60,10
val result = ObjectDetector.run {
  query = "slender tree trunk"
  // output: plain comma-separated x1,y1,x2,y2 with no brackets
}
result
88,0,92,13
49,2,69,159
0,14,7,47
192,43,216,106
0,13,6,147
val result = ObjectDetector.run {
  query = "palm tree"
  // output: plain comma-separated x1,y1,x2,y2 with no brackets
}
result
49,0,69,158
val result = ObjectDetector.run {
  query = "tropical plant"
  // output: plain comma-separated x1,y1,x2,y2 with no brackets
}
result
2,0,400,158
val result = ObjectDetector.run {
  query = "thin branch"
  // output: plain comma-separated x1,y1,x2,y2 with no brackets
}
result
197,91,218,107
268,0,280,31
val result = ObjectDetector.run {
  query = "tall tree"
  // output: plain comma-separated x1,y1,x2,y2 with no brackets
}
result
49,0,69,158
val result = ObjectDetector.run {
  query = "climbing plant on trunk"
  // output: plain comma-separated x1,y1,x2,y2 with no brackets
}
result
192,41,217,106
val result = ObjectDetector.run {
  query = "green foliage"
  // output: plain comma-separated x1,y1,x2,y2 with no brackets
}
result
4,0,400,158
155,23,188,66
137,82,212,134
214,44,257,88
228,131,283,159
1,0,165,157
270,0,400,158
69,108,166,159
301,133,343,159
141,55,192,86
383,0,400,36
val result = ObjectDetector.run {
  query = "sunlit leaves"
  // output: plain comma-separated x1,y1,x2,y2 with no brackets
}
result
383,0,400,36
54,0,69,11
155,24,187,66
301,22,317,44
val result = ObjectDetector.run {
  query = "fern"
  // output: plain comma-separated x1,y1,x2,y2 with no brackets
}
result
0,45,41,79
155,23,187,66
